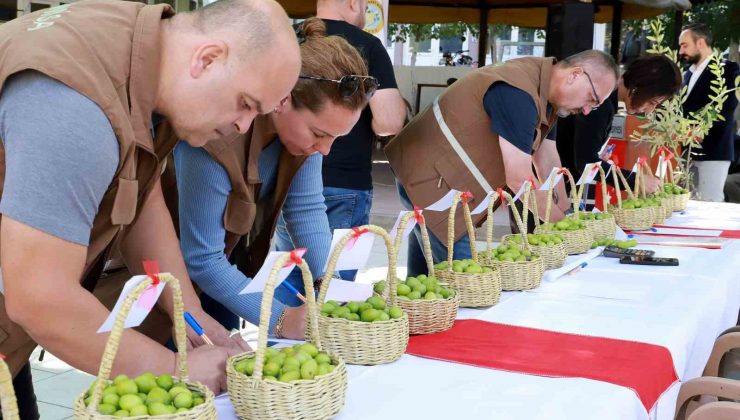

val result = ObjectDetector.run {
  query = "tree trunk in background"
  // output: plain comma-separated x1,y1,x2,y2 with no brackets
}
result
488,24,498,64
410,39,419,67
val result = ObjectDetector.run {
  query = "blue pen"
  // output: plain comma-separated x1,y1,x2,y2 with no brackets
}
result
184,311,214,346
281,281,307,303
567,262,588,276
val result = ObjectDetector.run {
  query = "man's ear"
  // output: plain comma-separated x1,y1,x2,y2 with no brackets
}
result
190,41,229,79
273,95,291,114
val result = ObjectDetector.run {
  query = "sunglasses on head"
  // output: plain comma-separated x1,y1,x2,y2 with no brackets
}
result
299,75,379,100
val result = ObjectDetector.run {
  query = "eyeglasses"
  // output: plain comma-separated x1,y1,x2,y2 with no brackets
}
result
298,75,379,100
582,70,601,111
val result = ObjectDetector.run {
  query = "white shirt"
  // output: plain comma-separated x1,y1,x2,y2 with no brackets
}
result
686,55,712,96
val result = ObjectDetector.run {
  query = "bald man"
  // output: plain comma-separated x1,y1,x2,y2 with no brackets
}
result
0,0,299,413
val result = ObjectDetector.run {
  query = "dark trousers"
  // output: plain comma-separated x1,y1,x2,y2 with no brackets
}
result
3,363,39,420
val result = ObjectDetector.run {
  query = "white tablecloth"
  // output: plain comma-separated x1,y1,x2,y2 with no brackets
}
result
217,201,740,420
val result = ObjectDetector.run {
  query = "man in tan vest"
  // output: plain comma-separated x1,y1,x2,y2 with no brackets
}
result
385,50,618,276
0,0,300,415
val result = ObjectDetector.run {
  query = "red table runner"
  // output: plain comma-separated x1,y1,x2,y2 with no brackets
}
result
406,320,678,411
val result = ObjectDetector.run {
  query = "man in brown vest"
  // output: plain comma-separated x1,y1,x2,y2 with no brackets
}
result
0,0,300,415
385,50,618,276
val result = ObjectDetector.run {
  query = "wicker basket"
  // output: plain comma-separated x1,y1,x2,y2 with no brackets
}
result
436,192,501,308
316,225,409,365
502,188,567,270
532,169,593,255
665,161,690,212
610,162,654,231
580,165,617,241
73,274,216,420
479,186,544,291
227,256,347,420
0,357,19,420
390,211,459,335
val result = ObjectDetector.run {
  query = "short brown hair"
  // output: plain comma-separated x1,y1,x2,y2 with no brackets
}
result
291,18,370,113
622,54,681,109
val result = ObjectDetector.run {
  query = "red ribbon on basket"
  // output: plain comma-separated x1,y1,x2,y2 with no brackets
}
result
557,167,568,175
612,155,620,167
139,260,161,311
637,156,648,167
527,176,538,189
460,191,473,204
412,206,424,224
283,248,307,268
496,188,505,206
0,353,5,360
658,146,674,161
346,227,370,250
142,260,160,285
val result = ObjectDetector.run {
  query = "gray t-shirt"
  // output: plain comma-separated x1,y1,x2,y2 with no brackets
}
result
0,71,119,246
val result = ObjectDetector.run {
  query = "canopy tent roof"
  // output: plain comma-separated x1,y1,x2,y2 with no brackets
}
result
277,0,689,28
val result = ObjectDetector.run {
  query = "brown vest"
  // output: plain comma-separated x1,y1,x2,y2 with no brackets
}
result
201,115,307,277
385,57,558,242
0,0,177,375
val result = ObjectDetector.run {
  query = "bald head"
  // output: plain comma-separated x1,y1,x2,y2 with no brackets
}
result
185,0,296,60
156,0,301,147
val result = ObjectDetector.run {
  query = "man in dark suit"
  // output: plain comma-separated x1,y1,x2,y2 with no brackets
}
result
678,23,739,202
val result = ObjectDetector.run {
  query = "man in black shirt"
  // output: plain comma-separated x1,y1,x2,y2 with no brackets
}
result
276,0,406,279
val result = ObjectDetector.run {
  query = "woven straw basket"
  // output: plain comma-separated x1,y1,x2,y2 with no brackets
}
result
532,169,593,255
610,162,654,231
665,161,690,212
227,256,347,420
73,274,216,420
436,192,502,308
389,211,460,335
503,188,567,270
479,186,544,291
316,225,409,365
0,356,19,420
581,165,617,241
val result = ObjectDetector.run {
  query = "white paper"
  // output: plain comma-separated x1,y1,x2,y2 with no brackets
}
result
471,191,497,215
512,181,532,203
577,162,601,185
240,251,300,295
323,279,374,303
98,275,166,333
655,155,667,178
424,189,460,211
323,229,376,272
538,168,563,191
615,225,629,240
389,211,418,239
648,227,722,237
541,249,602,283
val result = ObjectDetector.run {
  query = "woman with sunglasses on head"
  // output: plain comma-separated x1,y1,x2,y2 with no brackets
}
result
173,18,376,339
562,54,681,201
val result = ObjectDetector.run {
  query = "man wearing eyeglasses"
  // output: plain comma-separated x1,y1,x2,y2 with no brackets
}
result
386,50,618,276
275,0,407,280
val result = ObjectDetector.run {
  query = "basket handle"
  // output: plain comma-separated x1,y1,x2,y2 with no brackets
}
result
614,164,636,201
252,254,319,382
563,168,587,218
393,211,435,278
0,358,19,420
595,164,611,214
89,273,187,412
317,225,397,307
484,191,503,254
501,187,533,253
445,192,479,269
527,188,543,228
543,168,574,223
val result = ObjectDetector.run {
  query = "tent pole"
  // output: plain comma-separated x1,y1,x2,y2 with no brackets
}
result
478,6,489,66
610,0,623,62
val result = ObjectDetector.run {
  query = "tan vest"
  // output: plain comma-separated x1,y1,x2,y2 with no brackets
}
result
201,115,307,277
0,0,177,375
385,57,558,242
